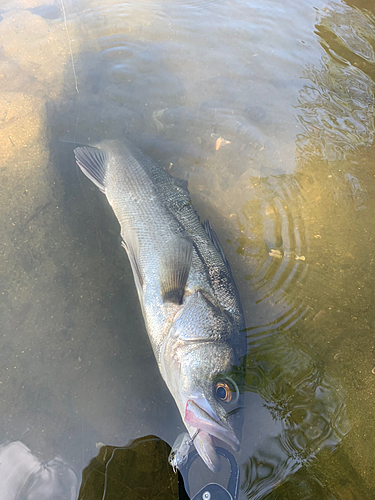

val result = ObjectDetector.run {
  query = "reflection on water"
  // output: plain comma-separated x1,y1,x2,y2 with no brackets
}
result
1,0,375,497
78,436,179,500
0,441,77,500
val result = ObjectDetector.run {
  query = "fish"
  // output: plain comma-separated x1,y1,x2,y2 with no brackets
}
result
74,139,246,472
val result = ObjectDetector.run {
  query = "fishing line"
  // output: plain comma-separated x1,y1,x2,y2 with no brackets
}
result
59,0,102,254
100,438,161,500
100,447,118,500
59,0,88,472
59,0,81,147
60,0,79,94
59,0,105,252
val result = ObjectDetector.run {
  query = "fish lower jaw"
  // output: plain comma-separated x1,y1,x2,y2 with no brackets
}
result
186,426,239,473
193,431,222,473
184,399,240,452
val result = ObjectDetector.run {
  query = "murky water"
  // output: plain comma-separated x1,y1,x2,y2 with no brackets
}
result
0,0,374,497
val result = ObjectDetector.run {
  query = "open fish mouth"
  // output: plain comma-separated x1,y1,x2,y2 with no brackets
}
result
185,399,240,451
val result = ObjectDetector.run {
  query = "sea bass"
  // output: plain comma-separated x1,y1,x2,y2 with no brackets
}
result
74,139,246,472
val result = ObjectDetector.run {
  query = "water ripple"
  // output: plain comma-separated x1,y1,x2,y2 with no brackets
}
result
296,1,375,162
319,2,375,63
231,173,310,339
243,332,350,499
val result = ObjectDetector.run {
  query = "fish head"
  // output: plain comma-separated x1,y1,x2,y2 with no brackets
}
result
165,339,245,472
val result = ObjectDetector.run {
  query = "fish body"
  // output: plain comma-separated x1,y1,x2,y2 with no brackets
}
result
74,139,246,471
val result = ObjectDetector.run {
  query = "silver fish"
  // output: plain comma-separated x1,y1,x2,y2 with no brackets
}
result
74,139,246,472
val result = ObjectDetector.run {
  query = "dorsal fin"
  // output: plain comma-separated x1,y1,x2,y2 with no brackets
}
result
203,220,230,270
173,175,189,193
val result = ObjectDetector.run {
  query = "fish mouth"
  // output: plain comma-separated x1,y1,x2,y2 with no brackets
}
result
184,399,240,453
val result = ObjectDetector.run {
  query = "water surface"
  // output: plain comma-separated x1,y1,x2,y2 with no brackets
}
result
0,0,374,497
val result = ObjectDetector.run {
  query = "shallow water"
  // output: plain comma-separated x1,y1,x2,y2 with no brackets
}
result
0,0,374,497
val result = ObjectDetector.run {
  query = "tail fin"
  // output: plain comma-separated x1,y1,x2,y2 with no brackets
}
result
74,146,108,193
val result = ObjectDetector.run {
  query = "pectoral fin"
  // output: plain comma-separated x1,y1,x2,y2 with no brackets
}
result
159,236,193,305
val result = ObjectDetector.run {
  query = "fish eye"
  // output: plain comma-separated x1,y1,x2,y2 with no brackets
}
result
215,381,233,403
